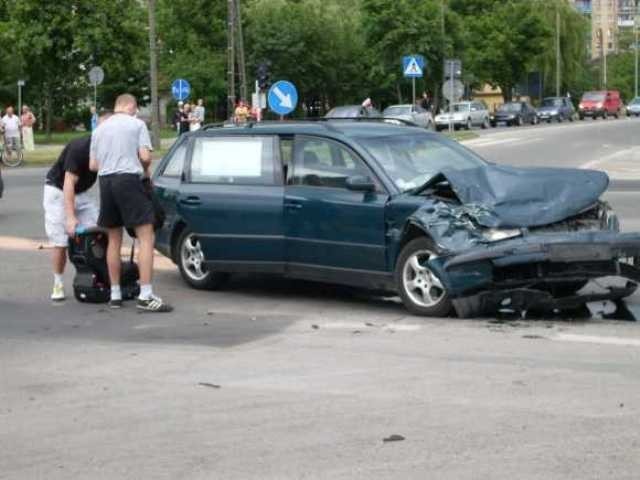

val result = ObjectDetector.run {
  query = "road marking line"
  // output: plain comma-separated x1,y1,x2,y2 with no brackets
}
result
554,333,640,347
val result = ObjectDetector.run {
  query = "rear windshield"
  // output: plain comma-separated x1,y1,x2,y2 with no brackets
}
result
582,92,605,101
452,104,469,112
542,98,563,107
498,103,521,112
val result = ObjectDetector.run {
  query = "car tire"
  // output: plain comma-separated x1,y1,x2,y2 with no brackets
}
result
602,110,608,120
395,237,452,317
465,118,472,130
516,116,523,126
176,229,229,290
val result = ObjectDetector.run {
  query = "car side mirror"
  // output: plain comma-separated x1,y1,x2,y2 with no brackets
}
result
346,175,376,192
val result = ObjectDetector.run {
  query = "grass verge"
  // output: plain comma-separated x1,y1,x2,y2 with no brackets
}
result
18,147,168,168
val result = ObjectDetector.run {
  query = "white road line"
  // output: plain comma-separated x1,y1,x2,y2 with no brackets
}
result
554,333,640,347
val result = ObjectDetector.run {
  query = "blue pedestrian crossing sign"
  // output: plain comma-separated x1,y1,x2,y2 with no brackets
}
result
171,78,191,101
402,55,425,78
268,80,298,116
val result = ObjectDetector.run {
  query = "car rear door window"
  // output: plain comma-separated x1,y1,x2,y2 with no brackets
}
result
290,137,370,189
161,142,187,178
190,136,277,185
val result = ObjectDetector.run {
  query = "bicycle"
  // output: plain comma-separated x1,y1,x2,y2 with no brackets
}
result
1,135,24,167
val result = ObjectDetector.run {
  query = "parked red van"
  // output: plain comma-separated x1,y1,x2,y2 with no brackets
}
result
578,90,622,119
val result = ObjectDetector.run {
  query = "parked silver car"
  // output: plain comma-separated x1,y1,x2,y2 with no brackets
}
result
383,104,434,130
626,97,640,117
435,101,490,131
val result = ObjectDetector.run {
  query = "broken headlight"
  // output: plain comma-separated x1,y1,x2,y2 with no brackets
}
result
482,228,522,242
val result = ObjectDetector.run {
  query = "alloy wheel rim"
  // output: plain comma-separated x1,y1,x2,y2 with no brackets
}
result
402,249,446,308
181,234,208,281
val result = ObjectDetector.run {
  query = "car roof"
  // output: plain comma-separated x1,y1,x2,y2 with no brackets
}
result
191,120,427,139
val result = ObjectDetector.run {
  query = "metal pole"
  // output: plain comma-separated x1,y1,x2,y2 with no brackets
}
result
556,7,561,97
440,0,446,112
147,0,161,150
633,10,638,97
94,84,97,109
17,84,22,118
412,78,416,106
448,61,454,133
234,0,248,103
227,0,236,119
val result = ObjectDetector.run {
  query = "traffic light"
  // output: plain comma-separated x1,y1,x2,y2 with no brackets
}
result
257,61,271,91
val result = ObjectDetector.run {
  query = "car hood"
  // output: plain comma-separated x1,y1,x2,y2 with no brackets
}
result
418,163,609,228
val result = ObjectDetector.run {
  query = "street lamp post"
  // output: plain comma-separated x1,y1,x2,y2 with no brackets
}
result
17,80,25,116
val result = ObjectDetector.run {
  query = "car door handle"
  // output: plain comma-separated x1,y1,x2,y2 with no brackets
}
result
179,196,201,206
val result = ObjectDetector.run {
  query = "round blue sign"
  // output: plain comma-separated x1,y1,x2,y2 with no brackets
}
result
268,80,298,116
171,78,191,101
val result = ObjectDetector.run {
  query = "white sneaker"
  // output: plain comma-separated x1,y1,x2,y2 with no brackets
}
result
51,284,65,302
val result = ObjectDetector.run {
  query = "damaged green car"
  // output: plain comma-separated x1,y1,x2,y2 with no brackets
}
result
153,120,640,317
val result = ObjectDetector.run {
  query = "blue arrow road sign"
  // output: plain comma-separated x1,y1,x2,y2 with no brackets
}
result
171,78,191,101
403,55,425,78
268,80,298,116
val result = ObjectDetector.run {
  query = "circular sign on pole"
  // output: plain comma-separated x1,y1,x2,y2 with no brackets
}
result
171,78,191,102
442,79,464,102
268,80,298,116
88,66,105,86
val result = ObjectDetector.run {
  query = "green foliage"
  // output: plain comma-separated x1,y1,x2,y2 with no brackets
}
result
245,0,367,113
157,0,227,119
453,0,551,101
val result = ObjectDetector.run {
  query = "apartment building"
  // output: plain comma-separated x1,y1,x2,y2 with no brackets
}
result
573,0,638,58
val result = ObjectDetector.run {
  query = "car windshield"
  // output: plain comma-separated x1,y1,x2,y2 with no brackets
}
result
498,103,521,112
631,97,640,105
583,92,605,101
542,98,563,107
357,132,487,192
384,106,411,116
452,104,469,112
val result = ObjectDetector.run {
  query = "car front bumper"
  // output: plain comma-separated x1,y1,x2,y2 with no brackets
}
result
428,231,640,316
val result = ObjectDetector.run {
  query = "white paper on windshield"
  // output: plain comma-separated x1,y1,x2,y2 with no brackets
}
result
199,140,263,177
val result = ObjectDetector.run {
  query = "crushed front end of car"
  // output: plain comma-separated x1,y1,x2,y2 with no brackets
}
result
400,164,640,318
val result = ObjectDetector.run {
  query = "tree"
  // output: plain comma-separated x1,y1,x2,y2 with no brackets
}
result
453,0,551,102
245,0,367,115
157,0,227,120
0,0,148,137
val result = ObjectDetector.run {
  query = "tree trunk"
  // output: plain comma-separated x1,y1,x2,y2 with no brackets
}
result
396,83,403,104
501,85,513,103
45,89,52,142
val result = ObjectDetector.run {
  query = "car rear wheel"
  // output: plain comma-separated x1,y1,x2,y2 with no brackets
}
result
177,229,229,290
395,237,452,317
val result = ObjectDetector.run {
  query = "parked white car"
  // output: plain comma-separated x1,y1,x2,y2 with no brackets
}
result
382,104,434,130
435,101,490,131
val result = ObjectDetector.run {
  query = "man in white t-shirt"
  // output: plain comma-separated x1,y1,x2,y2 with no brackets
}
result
2,106,21,153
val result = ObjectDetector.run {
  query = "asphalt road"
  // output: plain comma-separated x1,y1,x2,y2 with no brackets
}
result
3,120,640,479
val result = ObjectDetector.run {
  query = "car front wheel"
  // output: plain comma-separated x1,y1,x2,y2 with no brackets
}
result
177,229,229,290
395,237,452,317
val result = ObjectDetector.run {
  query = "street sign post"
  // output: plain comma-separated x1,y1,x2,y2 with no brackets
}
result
444,59,463,133
88,66,105,108
403,55,425,106
17,80,25,117
268,80,298,117
171,78,191,102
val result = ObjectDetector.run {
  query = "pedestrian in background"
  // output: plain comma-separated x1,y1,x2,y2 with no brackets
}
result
193,98,205,129
234,100,250,124
420,92,432,113
89,93,172,312
1,106,21,155
179,103,191,135
90,105,98,132
189,102,201,131
21,105,36,151
172,101,184,135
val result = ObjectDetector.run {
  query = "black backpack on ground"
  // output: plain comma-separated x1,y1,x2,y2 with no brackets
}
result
68,227,140,303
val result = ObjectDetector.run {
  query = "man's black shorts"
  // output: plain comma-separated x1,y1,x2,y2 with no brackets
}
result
98,174,154,229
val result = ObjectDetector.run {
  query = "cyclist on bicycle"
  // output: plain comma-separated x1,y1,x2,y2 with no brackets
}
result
1,106,21,162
